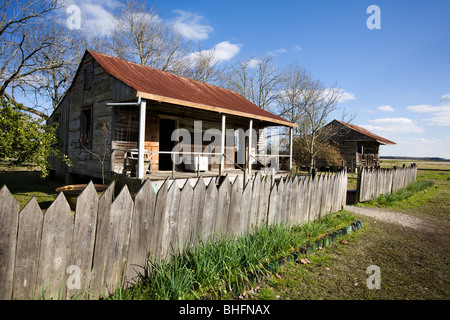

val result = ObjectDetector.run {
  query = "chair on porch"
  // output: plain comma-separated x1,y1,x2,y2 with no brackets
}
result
123,149,151,176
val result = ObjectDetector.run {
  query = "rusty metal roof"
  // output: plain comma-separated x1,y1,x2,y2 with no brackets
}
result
87,50,295,127
332,120,396,145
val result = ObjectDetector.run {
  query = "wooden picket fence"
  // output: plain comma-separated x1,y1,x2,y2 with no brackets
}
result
357,164,417,202
0,170,347,300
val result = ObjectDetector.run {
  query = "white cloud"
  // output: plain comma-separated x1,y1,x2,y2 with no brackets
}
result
275,48,288,54
426,110,450,126
67,0,122,36
407,103,450,126
314,88,356,103
362,118,425,134
247,58,261,69
337,89,357,103
380,137,450,159
188,41,242,64
213,41,242,62
377,105,394,112
293,45,302,52
172,10,213,40
407,104,442,113
65,4,214,40
441,93,450,103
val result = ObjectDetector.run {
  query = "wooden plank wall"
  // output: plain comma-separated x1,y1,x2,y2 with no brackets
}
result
357,165,417,202
0,170,347,300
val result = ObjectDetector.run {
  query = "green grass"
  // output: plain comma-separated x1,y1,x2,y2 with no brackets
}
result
0,168,63,211
357,179,435,209
246,212,449,300
242,161,450,300
356,164,450,221
118,211,358,300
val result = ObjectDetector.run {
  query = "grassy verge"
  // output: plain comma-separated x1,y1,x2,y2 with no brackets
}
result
356,179,435,209
116,211,359,300
357,164,450,221
243,213,449,300
242,161,450,300
0,167,63,211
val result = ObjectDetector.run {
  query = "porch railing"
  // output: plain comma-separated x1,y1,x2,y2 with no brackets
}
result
112,148,289,179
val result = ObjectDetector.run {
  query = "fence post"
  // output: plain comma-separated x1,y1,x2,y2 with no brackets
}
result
67,182,98,299
12,197,43,300
125,179,156,284
89,182,114,299
35,192,73,300
191,177,206,245
0,186,19,300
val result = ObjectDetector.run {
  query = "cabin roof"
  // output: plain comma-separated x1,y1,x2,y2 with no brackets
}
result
86,49,296,127
330,120,396,145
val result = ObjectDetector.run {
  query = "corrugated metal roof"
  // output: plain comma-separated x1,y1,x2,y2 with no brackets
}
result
87,50,296,127
332,120,396,145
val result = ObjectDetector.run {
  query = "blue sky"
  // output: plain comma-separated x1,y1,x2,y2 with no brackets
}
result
67,0,450,158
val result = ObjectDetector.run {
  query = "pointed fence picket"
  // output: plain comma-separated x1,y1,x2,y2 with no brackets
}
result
357,165,417,202
12,197,42,300
0,169,349,300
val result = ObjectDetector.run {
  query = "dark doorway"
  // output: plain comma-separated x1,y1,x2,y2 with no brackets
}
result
159,118,176,170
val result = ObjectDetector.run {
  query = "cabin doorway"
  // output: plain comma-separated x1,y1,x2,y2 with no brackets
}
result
159,117,177,170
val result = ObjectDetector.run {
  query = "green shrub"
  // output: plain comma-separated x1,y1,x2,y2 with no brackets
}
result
121,211,357,300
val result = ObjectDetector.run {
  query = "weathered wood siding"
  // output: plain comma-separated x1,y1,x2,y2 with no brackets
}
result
314,122,384,169
51,52,269,180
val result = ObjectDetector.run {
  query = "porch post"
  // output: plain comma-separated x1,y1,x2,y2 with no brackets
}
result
137,99,146,179
220,114,226,175
248,119,253,175
289,126,293,172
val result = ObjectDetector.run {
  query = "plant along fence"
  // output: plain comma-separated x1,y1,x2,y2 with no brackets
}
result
0,170,348,300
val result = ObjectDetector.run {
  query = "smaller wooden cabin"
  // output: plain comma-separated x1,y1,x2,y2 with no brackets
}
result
318,120,395,171
49,50,296,183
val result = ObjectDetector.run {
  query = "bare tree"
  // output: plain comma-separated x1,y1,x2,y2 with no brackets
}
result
275,63,346,170
106,0,192,75
186,44,225,85
0,1,61,111
225,55,279,110
275,64,312,135
27,26,86,110
0,0,87,118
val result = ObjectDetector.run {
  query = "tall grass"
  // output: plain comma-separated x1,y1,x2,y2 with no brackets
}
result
120,211,356,300
362,180,434,207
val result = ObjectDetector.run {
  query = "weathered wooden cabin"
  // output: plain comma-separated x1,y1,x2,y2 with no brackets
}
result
49,49,296,182
318,119,395,171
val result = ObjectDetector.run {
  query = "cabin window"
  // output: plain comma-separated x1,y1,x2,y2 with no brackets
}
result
80,107,92,148
84,63,94,90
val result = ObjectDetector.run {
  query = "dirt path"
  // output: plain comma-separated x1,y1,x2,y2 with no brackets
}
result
343,205,436,232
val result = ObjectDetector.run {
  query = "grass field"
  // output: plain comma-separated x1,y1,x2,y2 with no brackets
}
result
241,160,450,300
0,164,64,211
